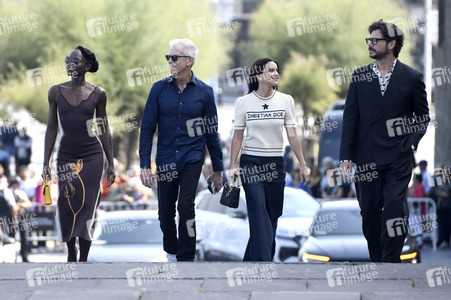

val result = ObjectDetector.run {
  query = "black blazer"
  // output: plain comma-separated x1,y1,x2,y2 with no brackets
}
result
339,60,429,166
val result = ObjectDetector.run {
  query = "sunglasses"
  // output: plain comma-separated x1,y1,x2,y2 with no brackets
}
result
165,55,190,62
65,56,82,64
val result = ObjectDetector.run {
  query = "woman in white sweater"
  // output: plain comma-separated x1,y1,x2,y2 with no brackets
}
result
228,58,309,261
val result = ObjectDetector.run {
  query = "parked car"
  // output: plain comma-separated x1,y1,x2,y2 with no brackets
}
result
298,199,421,263
88,210,166,262
194,186,320,262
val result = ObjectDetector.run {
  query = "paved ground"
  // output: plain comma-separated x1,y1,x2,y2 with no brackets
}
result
1,261,451,300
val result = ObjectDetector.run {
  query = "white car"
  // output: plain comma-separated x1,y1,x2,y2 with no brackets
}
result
194,187,319,262
88,210,166,262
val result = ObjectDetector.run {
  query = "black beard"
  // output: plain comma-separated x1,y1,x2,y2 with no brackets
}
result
369,47,389,60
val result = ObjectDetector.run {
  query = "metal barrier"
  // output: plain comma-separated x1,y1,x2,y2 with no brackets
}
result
28,203,59,242
407,197,437,251
25,200,157,242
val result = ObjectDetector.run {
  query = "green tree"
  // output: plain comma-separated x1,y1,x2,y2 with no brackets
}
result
279,53,338,116
0,0,234,165
237,0,415,101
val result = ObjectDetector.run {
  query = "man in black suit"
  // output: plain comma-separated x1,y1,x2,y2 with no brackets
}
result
339,20,429,262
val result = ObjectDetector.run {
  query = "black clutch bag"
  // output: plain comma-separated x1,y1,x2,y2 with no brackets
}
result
220,176,240,209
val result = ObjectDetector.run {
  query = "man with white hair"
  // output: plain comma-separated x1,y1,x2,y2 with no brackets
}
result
139,39,223,262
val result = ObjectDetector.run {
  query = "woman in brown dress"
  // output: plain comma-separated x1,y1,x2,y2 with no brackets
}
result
42,46,115,262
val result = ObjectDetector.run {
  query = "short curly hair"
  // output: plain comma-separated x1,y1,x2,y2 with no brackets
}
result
368,19,404,58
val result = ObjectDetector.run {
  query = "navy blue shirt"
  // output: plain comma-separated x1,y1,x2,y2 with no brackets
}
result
139,73,223,172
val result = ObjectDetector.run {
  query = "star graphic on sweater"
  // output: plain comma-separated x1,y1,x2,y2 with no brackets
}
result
262,104,269,110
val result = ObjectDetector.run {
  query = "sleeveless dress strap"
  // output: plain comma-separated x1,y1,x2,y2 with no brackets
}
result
56,84,62,104
93,85,99,107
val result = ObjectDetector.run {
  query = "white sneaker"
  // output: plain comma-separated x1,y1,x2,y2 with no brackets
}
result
166,253,177,262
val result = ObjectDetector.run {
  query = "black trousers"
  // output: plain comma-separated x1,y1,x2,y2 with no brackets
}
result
355,151,414,263
239,155,285,261
157,159,203,261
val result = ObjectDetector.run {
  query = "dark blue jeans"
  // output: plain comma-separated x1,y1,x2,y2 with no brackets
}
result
239,154,285,261
157,159,203,261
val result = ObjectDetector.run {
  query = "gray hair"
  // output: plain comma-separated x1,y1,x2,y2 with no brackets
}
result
169,39,198,65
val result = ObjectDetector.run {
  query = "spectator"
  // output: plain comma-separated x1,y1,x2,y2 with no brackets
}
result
0,119,18,163
0,175,15,245
309,164,322,198
284,147,294,186
418,160,432,195
407,173,426,198
17,166,37,202
427,163,444,204
101,158,121,201
0,142,11,178
129,176,153,209
9,178,31,262
288,168,311,194
14,128,32,174
320,156,343,199
109,175,134,203
407,173,427,247
284,145,294,174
